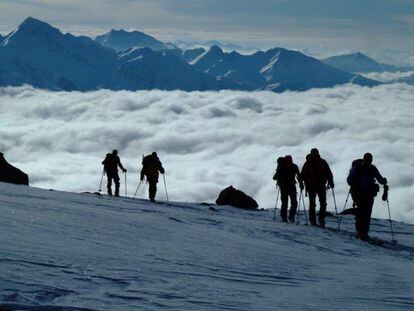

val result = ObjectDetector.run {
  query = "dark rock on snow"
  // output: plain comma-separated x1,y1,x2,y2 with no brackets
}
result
0,153,29,185
216,186,258,210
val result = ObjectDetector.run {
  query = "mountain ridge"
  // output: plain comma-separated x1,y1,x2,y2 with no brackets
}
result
322,52,413,73
96,28,166,52
194,46,379,91
0,17,381,92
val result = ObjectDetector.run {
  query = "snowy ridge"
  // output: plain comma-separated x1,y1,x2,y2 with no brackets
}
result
1,182,413,310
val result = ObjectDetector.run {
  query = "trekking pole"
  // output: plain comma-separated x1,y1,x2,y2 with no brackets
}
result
338,189,351,229
124,172,128,197
301,191,308,225
272,185,280,221
331,188,340,229
133,181,142,199
98,169,105,193
386,198,396,243
163,174,169,204
296,191,302,225
383,185,396,243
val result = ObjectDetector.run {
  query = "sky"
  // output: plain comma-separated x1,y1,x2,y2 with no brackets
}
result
1,84,413,224
1,0,414,61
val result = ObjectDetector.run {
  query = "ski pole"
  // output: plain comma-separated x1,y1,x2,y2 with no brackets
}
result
331,188,340,229
301,191,308,225
133,181,142,199
273,185,280,221
98,169,105,193
386,198,396,243
296,190,302,225
338,189,351,229
124,172,128,197
383,185,395,243
163,174,169,204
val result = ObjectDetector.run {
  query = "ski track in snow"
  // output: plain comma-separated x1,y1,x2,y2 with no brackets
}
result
0,182,413,310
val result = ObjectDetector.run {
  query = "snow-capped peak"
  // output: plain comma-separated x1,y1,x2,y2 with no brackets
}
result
2,16,62,47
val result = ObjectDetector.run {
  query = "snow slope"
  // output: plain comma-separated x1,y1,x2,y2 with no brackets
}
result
1,182,413,310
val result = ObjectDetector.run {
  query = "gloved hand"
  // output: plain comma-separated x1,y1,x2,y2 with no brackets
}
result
160,168,165,174
140,173,144,181
328,181,334,189
299,182,304,191
382,184,389,201
123,169,127,173
383,178,388,185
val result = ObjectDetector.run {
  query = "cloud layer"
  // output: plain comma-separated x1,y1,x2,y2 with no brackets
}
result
1,84,413,223
361,70,414,83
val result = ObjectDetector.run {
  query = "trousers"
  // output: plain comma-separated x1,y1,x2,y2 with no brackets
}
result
355,193,375,239
106,171,120,196
308,188,327,226
280,186,297,221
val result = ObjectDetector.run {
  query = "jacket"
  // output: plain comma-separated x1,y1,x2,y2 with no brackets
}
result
301,155,333,191
102,153,125,174
141,154,164,182
347,164,386,195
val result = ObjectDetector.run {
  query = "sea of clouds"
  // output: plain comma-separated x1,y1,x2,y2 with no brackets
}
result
1,84,413,223
360,70,414,83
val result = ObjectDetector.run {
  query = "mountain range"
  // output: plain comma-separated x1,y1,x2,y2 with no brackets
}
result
0,18,232,91
193,46,378,92
0,17,386,92
322,52,413,73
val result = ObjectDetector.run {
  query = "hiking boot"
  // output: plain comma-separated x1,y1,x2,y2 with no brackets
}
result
150,198,156,203
356,232,370,241
281,217,288,223
288,215,295,223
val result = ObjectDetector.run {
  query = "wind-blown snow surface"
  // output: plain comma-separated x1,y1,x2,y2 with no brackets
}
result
0,182,414,310
0,84,414,223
